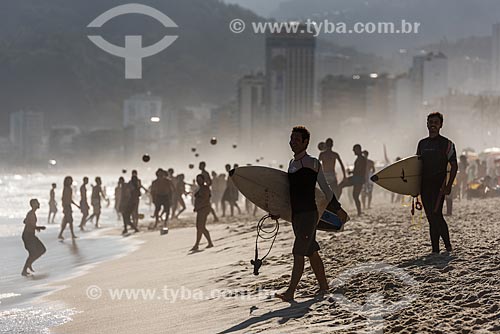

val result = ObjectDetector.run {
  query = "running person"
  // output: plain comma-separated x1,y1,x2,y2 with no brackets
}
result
276,126,347,302
417,112,457,254
21,199,46,276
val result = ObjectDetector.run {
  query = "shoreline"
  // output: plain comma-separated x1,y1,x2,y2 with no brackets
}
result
43,199,500,333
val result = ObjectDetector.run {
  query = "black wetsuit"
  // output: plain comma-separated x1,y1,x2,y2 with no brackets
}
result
417,135,457,253
289,161,319,256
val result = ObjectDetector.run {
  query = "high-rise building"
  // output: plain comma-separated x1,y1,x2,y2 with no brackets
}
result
411,52,448,105
238,72,265,145
9,110,45,162
265,24,315,126
422,52,448,103
492,23,500,92
320,74,369,123
123,92,163,155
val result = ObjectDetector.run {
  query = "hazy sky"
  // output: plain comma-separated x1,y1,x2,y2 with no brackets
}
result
222,0,288,17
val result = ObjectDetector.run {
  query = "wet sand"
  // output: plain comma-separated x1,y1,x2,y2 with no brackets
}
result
48,198,500,333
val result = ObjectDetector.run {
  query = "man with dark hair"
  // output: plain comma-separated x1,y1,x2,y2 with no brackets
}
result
339,144,367,216
319,138,346,199
417,112,457,254
276,126,348,302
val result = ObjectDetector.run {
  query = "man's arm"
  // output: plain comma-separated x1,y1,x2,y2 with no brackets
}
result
369,161,376,174
336,153,347,179
444,142,458,195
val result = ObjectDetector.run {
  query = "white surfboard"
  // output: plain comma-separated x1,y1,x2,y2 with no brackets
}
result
370,155,422,197
229,166,346,231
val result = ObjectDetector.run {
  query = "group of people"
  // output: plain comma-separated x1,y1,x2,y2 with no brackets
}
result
46,176,110,239
317,138,375,217
22,111,459,308
277,113,457,301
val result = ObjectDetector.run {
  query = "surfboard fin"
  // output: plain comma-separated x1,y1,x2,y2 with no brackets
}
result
251,258,262,276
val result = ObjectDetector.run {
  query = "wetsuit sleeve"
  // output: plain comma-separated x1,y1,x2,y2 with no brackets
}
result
447,141,457,163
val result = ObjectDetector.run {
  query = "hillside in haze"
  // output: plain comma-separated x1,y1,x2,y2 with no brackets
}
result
0,0,265,134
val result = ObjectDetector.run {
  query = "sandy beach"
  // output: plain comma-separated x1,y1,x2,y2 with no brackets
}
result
45,198,500,334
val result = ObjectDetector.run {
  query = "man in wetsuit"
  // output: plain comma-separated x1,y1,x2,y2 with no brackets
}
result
276,126,348,302
417,112,457,254
319,138,346,199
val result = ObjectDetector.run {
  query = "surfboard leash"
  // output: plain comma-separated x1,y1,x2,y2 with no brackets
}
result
251,214,279,276
410,196,423,229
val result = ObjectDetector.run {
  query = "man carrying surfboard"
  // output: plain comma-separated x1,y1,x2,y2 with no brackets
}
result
417,112,458,254
276,126,348,302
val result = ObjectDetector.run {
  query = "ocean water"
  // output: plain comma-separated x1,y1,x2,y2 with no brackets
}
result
0,173,144,333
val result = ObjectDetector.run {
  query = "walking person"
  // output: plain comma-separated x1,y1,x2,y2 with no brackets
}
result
58,176,79,240
417,112,458,254
191,174,214,251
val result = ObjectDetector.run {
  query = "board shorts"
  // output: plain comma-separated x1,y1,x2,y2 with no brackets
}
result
362,181,374,194
22,231,46,258
154,194,171,209
91,198,101,211
80,201,89,215
291,210,320,256
345,175,365,186
49,201,57,213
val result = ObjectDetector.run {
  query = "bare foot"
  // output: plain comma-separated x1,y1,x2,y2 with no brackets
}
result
21,270,30,277
58,235,64,240
28,265,35,272
316,289,329,297
190,246,199,251
72,235,78,239
206,243,214,249
275,290,294,302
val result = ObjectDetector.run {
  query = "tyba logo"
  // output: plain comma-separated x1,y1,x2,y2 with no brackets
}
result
87,3,178,79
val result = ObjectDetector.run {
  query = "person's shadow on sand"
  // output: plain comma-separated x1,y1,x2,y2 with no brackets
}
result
398,253,456,269
217,296,321,333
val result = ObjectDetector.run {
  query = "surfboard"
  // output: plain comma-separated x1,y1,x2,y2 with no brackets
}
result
370,155,422,197
370,155,451,197
229,166,347,232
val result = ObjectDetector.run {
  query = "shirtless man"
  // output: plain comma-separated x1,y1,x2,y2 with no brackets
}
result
199,162,219,222
48,183,57,224
339,144,367,216
361,150,376,210
150,169,174,229
79,177,89,231
319,138,346,199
